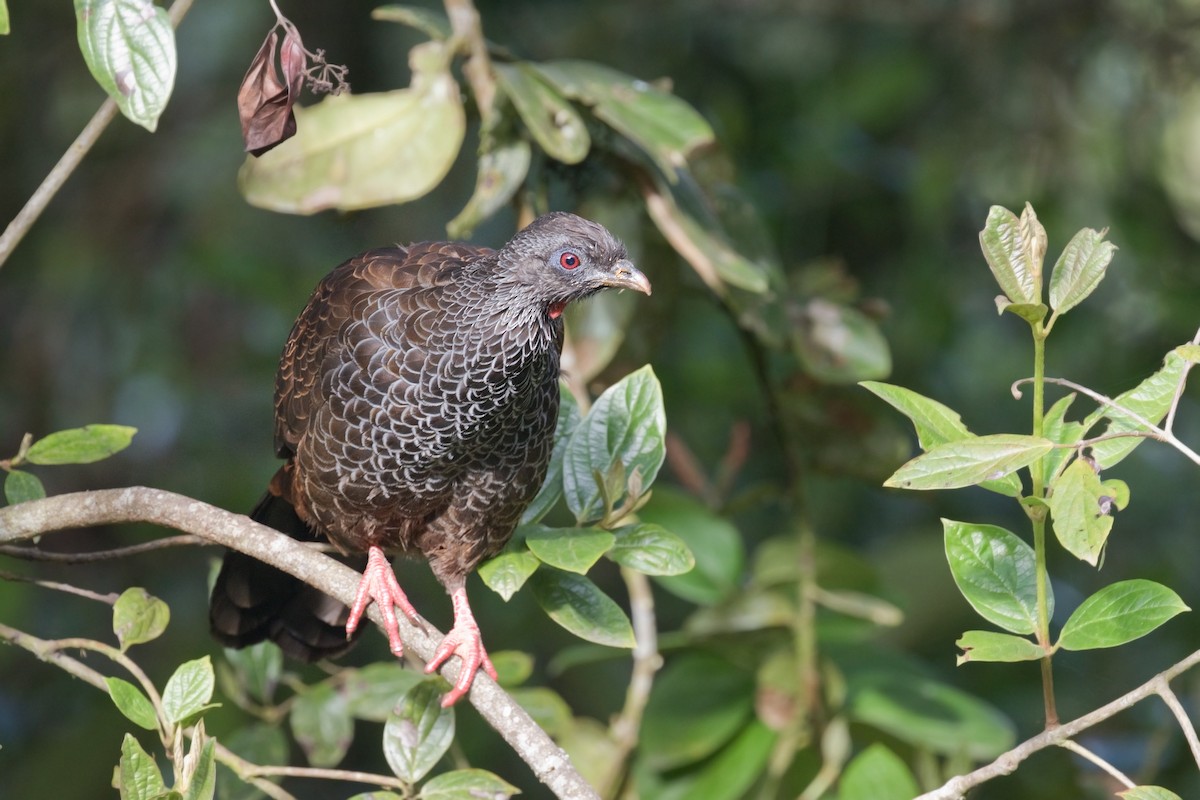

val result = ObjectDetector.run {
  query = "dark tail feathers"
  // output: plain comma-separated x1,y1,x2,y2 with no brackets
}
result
209,485,362,661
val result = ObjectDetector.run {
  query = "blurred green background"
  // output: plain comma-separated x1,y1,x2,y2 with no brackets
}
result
4,1,1200,798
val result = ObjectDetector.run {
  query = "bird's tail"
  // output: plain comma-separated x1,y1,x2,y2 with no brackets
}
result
209,471,361,661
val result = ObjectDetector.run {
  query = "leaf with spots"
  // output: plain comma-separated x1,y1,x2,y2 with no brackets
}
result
382,678,455,783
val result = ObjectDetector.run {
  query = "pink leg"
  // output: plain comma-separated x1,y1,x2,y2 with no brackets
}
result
345,546,423,657
425,585,498,707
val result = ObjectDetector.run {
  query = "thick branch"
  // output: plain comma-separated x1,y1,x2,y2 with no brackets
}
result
915,648,1200,799
0,487,598,800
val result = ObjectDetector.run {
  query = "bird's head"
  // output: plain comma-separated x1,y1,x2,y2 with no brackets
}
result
497,212,652,319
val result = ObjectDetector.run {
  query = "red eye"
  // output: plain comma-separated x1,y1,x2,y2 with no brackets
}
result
559,251,581,270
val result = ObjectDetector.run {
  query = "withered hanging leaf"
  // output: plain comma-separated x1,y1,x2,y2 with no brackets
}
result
238,28,306,156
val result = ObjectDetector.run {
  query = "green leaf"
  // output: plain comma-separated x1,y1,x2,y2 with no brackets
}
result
370,4,450,39
839,743,920,800
478,548,540,601
1119,788,1184,800
521,384,581,524
1047,457,1114,566
118,732,167,800
291,682,353,767
640,652,755,770
382,678,455,783
343,663,425,721
215,724,288,800
525,525,615,573
656,720,776,800
509,686,573,737
222,640,281,705
106,677,159,731
74,0,175,131
419,769,519,800
4,469,45,505
113,587,170,651
1040,393,1085,482
530,568,634,647
640,488,743,605
489,650,534,687
182,737,216,800
533,59,713,179
162,656,216,725
792,299,891,384
884,434,1051,491
347,794,405,800
848,671,1015,759
445,130,531,239
994,298,1047,324
562,365,665,524
943,519,1048,635
0,1,9,35
1177,343,1200,363
1083,349,1187,469
955,630,1044,665
494,62,589,164
608,522,695,576
1049,226,1117,315
860,381,1020,496
240,42,463,214
26,423,136,465
1058,579,1189,651
978,203,1044,307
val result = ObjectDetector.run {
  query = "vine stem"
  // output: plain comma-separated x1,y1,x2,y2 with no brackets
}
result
1029,324,1058,727
0,0,197,271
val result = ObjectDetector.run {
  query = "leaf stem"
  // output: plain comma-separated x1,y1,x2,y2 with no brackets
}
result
1029,324,1058,727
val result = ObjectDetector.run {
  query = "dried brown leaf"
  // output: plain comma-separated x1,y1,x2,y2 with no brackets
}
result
238,27,306,156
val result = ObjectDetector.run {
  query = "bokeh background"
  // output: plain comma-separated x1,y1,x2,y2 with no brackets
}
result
4,1,1200,797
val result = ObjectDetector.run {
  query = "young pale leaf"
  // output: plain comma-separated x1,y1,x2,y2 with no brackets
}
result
525,525,615,573
994,299,1047,324
477,548,540,601
113,587,170,651
955,630,1044,665
839,743,921,800
419,769,519,800
860,382,1021,497
884,434,1052,491
530,568,634,647
562,365,665,524
162,656,216,725
1083,349,1186,469
1177,343,1200,363
370,4,450,39
106,677,159,731
1049,226,1117,315
240,42,463,214
74,0,176,132
494,63,590,164
944,519,1049,635
182,737,216,800
4,469,45,504
978,204,1042,307
382,679,455,783
26,423,136,465
641,488,743,605
347,794,405,800
445,132,531,239
1057,579,1189,651
521,384,580,524
118,732,167,800
0,1,9,35
291,682,353,767
1047,458,1113,566
1040,393,1085,481
1119,788,1184,800
608,522,695,575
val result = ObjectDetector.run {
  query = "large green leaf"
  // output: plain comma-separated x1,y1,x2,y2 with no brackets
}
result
1119,788,1184,800
291,682,353,767
1083,348,1187,469
1057,580,1189,651
74,0,176,131
1040,392,1085,482
530,568,634,647
106,677,159,731
26,423,136,464
639,488,743,605
562,365,665,524
955,630,1044,665
162,656,216,726
525,525,614,573
1048,226,1117,316
1047,457,1114,566
477,548,540,601
445,129,530,239
240,42,464,214
521,384,581,524
221,640,281,706
343,663,425,722
608,522,695,576
118,733,167,800
382,679,455,783
943,519,1048,635
884,434,1052,491
419,769,519,800
113,587,170,651
978,203,1044,307
494,62,590,164
4,469,45,505
839,743,920,800
370,4,451,39
792,299,891,384
0,1,9,35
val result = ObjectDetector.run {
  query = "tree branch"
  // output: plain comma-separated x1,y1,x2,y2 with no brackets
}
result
0,487,598,800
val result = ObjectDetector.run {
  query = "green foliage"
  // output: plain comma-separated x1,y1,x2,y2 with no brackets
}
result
113,587,170,651
2,425,137,506
290,681,354,767
943,519,1048,636
955,630,1044,664
838,743,920,800
530,568,635,647
106,677,159,731
1057,580,1189,651
382,679,456,783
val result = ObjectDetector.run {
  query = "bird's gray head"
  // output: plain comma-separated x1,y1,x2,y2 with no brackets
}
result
497,212,651,319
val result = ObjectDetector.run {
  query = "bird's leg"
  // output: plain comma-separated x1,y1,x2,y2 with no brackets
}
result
425,583,498,707
345,545,423,656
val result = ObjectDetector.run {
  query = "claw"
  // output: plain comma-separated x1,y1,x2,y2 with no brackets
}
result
424,585,497,707
345,546,423,656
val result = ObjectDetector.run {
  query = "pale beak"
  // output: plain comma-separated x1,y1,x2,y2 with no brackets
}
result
602,259,652,295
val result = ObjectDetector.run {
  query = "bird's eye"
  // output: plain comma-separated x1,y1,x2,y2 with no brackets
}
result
559,251,581,270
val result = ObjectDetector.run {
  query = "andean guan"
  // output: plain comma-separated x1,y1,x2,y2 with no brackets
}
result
209,212,651,706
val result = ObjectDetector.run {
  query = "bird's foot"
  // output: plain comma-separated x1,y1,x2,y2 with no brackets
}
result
425,586,498,707
345,546,423,657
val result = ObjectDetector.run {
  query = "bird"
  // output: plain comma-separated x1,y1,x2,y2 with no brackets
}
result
209,212,651,706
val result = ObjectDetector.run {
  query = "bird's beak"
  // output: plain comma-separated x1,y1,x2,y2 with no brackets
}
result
602,259,652,296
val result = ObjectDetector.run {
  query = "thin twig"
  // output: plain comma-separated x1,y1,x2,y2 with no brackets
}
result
0,0,197,270
0,622,110,691
1155,680,1200,772
45,636,171,736
914,647,1200,799
212,741,299,800
1164,326,1200,434
1058,739,1134,789
236,761,412,790
0,534,209,563
0,569,120,604
0,487,599,800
